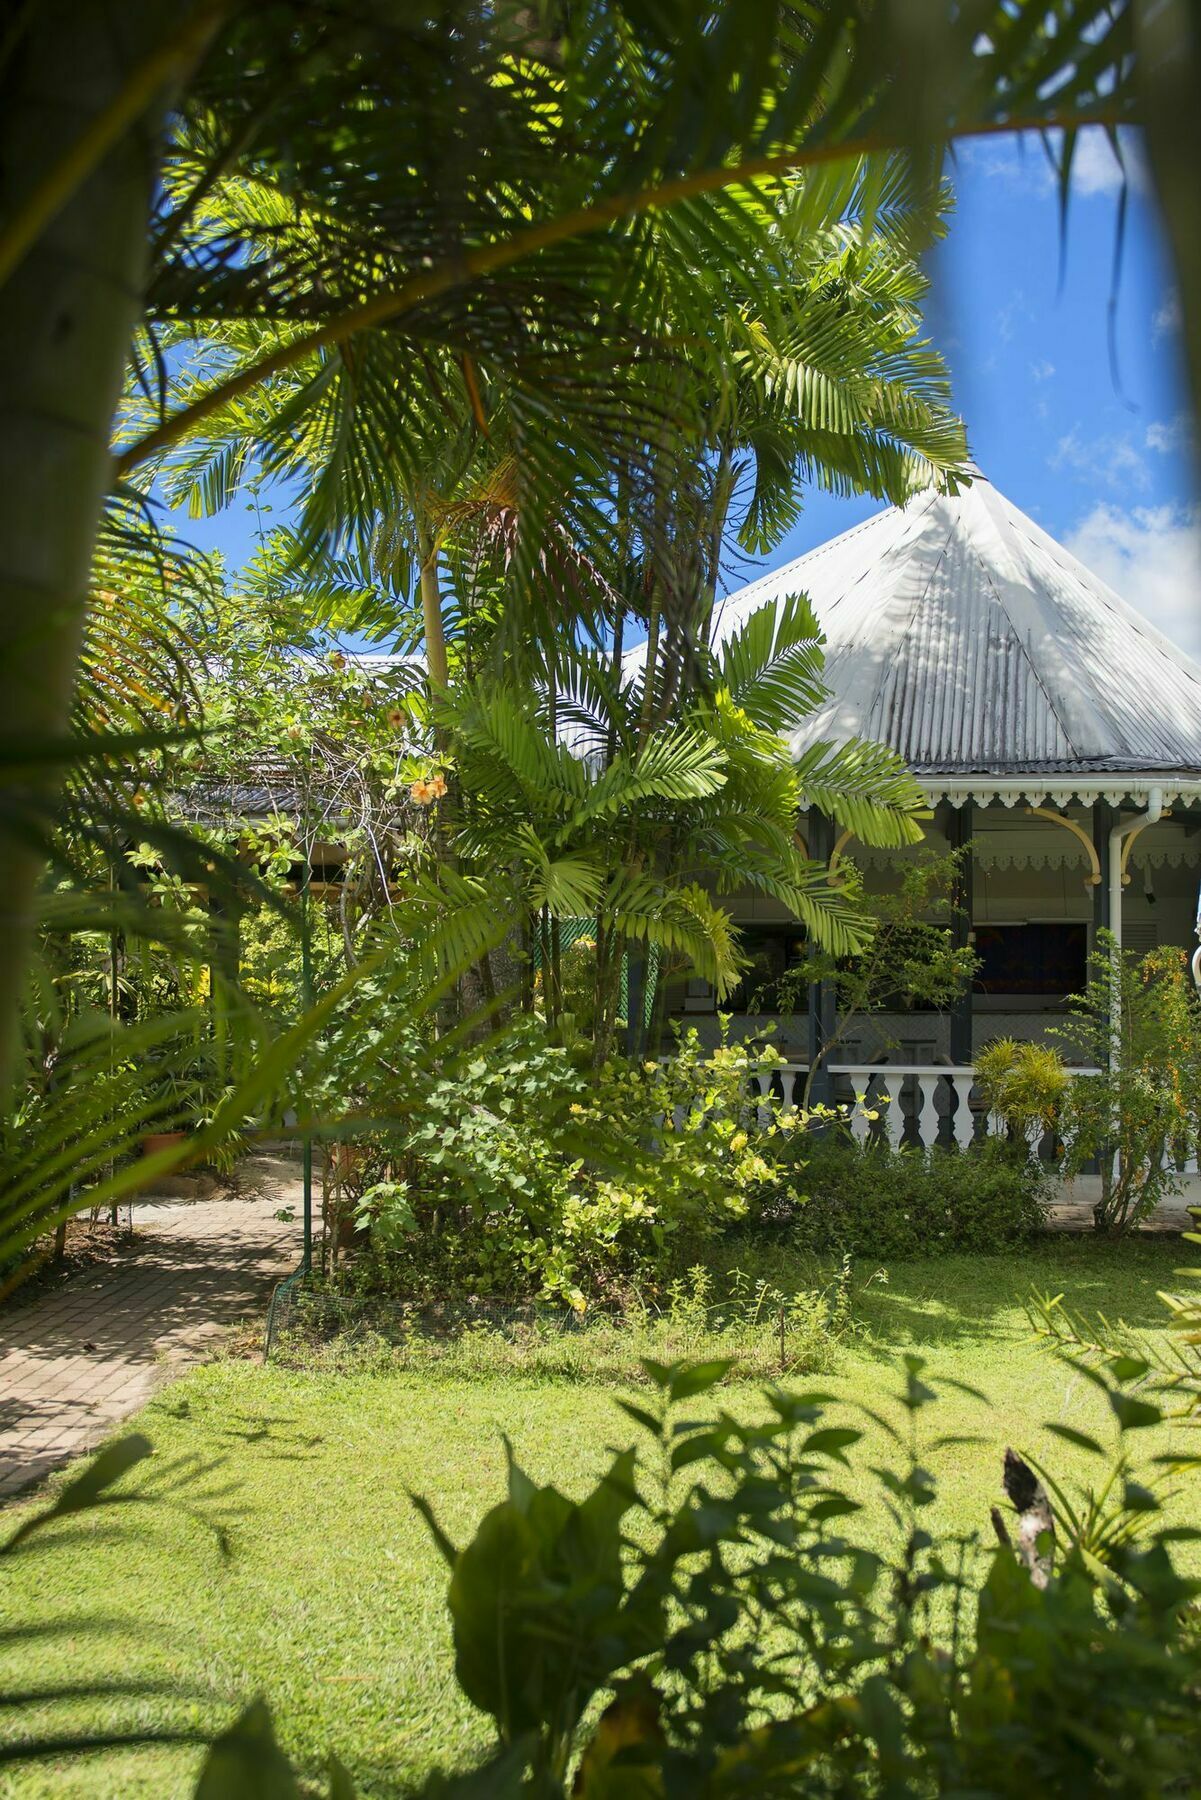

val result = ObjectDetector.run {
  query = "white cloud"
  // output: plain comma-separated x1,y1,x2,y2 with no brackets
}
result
1065,503,1201,657
959,137,1052,190
995,291,1033,343
1145,413,1194,456
1066,129,1148,197
1030,359,1055,383
960,126,1147,198
1051,429,1149,491
1154,290,1182,339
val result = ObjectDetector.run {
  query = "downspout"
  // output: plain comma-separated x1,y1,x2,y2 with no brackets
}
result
1107,786,1163,1056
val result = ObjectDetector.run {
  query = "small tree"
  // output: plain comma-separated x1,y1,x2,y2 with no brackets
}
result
1056,931,1201,1234
764,848,978,1102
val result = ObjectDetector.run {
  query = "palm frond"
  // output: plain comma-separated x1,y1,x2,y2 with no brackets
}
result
716,593,828,731
606,872,742,996
794,739,927,848
569,727,727,829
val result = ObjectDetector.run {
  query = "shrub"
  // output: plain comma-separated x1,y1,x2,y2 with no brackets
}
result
345,1019,798,1306
410,1354,1201,1798
777,1133,1049,1257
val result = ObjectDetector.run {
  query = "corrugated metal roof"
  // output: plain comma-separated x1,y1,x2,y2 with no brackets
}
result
708,474,1201,778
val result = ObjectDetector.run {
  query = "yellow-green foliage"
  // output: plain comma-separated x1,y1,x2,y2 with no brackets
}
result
975,1036,1070,1134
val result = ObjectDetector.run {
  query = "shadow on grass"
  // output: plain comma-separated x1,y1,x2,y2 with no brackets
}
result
704,1234,1189,1356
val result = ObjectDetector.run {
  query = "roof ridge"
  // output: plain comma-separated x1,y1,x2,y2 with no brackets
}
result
710,493,931,631
961,480,1119,760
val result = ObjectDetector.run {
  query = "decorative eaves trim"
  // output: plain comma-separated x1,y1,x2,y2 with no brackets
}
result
916,778,1201,810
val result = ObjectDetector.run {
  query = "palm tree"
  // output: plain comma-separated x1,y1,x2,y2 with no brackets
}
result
406,588,925,1063
0,0,1145,1078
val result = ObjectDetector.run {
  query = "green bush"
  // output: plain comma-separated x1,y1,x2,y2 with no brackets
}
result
778,1133,1049,1257
342,1020,798,1307
408,1354,1201,1798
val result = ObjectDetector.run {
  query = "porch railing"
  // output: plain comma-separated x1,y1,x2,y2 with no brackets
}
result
747,1062,1130,1162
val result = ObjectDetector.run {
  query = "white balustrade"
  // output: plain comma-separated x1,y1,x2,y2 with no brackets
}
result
724,1060,1103,1156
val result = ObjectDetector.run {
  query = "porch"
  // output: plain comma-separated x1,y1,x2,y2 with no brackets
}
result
665,790,1201,1072
748,1059,1201,1226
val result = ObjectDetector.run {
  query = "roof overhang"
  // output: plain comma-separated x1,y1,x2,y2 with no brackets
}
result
916,776,1201,810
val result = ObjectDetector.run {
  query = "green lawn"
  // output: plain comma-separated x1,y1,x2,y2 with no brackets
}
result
0,1237,1192,1798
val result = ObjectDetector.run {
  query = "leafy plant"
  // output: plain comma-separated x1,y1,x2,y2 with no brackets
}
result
412,1353,1201,1796
1056,934,1201,1234
333,1019,801,1307
975,1036,1072,1148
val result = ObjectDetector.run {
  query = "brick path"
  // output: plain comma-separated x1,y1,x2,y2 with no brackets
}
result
0,1154,302,1501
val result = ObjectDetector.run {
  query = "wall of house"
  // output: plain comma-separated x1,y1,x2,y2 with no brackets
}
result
666,808,1201,1063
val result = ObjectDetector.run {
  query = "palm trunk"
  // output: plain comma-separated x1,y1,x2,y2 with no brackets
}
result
417,522,449,694
699,442,735,650
0,2,202,1085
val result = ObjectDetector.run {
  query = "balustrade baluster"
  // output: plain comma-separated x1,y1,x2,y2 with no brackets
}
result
950,1074,974,1150
915,1075,939,1149
846,1069,873,1143
881,1074,905,1148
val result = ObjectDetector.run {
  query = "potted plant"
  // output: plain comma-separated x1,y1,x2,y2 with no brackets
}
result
139,1045,220,1158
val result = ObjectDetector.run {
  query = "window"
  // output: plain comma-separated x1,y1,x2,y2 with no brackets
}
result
723,927,808,1012
972,922,1087,997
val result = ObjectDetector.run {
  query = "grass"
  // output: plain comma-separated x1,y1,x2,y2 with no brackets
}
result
0,1236,1194,1798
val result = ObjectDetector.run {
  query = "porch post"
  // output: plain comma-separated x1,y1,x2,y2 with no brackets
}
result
806,809,835,1105
946,799,974,1066
1091,800,1114,943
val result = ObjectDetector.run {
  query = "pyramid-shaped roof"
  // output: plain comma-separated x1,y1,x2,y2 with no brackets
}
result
712,473,1201,804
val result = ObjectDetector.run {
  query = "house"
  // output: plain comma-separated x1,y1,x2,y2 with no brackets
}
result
666,472,1201,1140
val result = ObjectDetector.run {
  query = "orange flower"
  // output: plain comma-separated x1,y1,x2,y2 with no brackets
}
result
386,707,405,729
428,774,448,799
410,779,433,805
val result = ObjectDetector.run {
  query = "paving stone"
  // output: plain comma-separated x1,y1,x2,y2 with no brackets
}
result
0,1155,300,1504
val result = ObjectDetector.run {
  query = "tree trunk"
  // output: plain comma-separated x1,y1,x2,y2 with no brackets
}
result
417,524,449,692
0,2,198,1084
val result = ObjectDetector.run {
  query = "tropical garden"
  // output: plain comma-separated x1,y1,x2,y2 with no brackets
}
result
2,2,1201,1795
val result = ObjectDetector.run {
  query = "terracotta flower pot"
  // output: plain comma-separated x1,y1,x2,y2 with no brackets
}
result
142,1130,188,1158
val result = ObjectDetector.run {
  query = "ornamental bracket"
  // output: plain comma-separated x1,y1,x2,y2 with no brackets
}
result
1023,807,1101,889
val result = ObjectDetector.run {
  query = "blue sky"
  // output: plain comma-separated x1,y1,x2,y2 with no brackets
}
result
763,128,1200,653
172,128,1200,655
